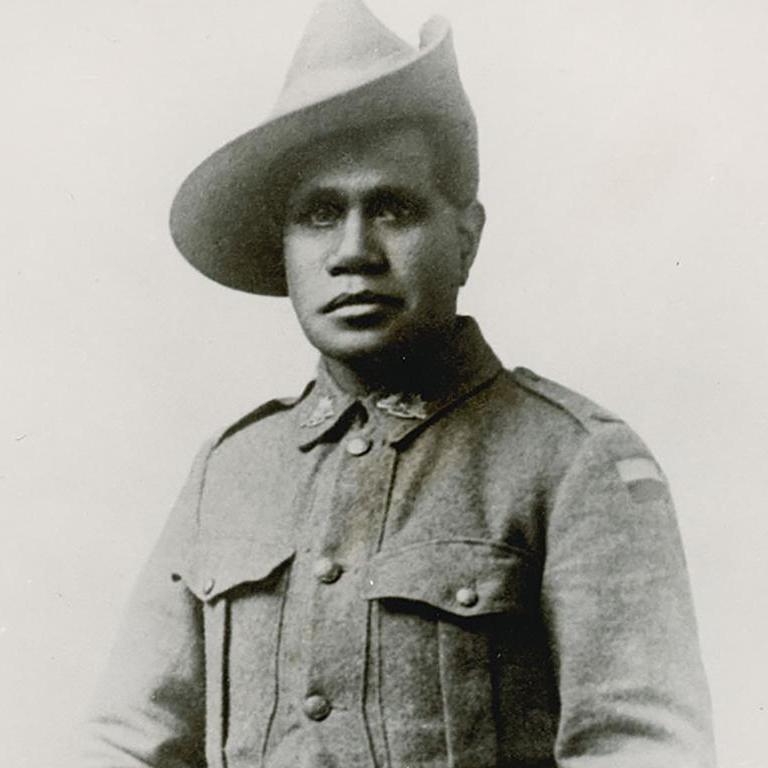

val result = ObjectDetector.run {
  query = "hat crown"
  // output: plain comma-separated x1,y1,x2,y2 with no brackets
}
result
275,0,418,116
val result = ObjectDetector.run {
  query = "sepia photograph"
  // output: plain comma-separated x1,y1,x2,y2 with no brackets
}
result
2,1,767,766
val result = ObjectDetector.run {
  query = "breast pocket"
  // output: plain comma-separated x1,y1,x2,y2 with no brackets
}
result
362,539,536,768
177,536,294,768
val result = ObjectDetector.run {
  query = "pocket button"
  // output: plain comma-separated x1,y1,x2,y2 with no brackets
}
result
313,557,343,584
456,586,479,608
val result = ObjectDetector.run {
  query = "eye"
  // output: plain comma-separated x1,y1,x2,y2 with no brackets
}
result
290,198,344,228
307,201,344,227
369,193,423,225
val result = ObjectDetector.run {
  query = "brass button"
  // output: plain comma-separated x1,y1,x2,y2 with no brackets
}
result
303,694,332,721
456,586,478,608
313,557,342,584
203,578,216,595
345,436,371,456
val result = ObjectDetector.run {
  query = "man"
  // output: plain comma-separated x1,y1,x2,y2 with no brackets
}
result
87,1,716,766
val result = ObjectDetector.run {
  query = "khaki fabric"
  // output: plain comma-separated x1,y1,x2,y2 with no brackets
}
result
86,318,715,768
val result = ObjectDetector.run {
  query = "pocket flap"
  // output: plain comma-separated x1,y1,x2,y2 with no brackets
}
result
174,536,294,602
363,539,533,617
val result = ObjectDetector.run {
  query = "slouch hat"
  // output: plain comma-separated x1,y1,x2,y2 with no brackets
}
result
170,0,477,295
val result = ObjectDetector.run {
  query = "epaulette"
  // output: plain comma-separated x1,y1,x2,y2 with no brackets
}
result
512,367,623,431
214,381,315,448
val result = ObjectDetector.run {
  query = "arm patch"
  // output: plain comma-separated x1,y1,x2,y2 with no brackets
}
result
616,456,667,503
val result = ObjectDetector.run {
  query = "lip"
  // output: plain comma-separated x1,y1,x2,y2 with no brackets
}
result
321,290,403,315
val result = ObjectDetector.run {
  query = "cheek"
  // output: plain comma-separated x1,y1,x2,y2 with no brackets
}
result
391,231,462,294
283,238,323,298
282,251,302,295
284,265,316,330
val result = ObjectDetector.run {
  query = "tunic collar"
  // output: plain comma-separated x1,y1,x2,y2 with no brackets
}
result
295,316,501,451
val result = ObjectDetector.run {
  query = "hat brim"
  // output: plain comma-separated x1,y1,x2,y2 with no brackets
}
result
169,18,476,296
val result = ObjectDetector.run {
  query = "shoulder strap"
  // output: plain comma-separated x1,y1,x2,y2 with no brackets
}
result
214,381,315,448
512,367,622,430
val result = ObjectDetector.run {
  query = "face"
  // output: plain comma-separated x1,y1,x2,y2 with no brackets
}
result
282,126,483,363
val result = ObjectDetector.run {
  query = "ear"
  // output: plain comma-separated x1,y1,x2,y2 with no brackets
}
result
455,200,485,286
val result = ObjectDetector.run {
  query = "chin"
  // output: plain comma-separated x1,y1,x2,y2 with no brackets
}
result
305,323,408,364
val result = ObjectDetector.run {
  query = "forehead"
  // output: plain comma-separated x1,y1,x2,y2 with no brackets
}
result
287,126,438,200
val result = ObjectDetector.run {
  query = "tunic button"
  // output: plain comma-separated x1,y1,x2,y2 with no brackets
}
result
203,578,216,595
303,694,332,721
456,586,479,608
313,557,342,584
345,436,371,456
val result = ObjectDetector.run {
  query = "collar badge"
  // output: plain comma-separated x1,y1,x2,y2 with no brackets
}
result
375,393,428,420
301,395,336,428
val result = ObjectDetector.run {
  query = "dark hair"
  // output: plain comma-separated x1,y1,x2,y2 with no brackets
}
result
405,115,479,208
269,115,479,224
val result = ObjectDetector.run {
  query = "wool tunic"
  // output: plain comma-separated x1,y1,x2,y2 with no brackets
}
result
86,318,716,768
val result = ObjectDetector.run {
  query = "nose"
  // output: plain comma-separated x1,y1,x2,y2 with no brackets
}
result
326,208,386,276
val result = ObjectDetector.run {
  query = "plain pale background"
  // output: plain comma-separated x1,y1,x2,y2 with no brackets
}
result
2,1,767,766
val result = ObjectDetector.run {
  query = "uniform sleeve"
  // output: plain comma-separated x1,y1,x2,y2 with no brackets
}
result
542,423,717,768
83,442,214,768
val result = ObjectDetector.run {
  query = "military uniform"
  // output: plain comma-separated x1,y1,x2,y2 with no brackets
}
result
87,318,715,768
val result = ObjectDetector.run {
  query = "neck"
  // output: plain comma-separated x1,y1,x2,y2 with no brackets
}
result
323,320,464,397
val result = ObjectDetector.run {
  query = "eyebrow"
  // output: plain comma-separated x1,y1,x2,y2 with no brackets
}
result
289,184,430,209
289,187,343,204
368,185,430,209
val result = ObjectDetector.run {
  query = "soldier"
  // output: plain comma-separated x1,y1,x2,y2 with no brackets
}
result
86,1,716,766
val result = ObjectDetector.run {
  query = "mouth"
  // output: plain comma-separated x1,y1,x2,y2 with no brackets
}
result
321,290,404,316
